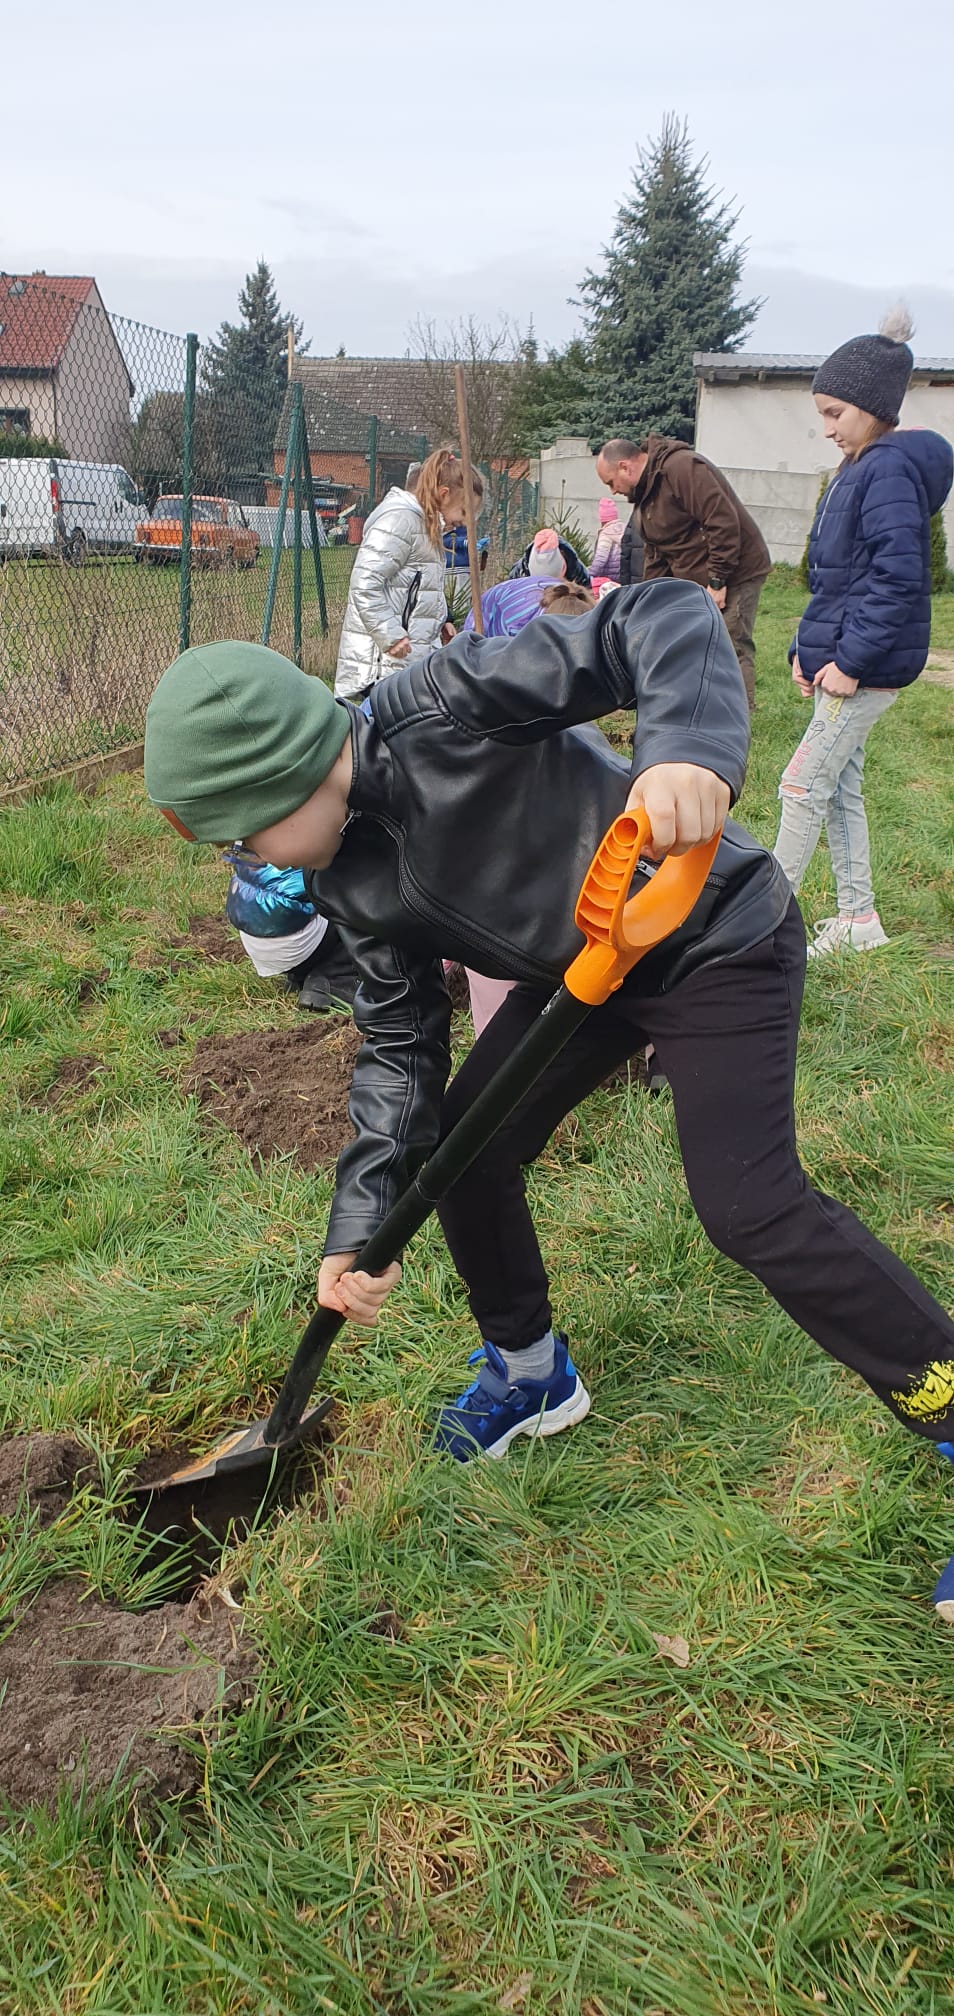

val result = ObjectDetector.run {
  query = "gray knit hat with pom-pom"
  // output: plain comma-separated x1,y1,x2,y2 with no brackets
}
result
812,306,915,423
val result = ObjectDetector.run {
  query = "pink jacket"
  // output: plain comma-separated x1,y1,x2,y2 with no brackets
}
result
591,519,623,581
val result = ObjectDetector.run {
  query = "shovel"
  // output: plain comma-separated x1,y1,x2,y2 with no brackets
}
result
135,809,720,1501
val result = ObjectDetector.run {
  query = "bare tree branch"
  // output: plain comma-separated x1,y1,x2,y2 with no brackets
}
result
407,316,523,468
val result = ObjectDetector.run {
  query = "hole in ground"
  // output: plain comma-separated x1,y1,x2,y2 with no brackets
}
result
127,1407,338,1604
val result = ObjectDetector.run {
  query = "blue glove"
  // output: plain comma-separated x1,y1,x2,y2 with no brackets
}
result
223,847,317,939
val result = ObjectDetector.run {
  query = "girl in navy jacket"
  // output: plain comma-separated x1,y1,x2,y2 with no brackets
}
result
774,310,952,955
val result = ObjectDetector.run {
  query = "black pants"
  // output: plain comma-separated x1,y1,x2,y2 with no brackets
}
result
437,902,954,1442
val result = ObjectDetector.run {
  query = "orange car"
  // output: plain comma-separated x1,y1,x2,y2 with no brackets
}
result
136,495,260,568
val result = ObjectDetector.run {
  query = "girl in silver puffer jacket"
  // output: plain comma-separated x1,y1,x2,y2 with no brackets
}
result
334,450,478,700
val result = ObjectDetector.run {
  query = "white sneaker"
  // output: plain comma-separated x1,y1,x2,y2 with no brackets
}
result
807,914,890,959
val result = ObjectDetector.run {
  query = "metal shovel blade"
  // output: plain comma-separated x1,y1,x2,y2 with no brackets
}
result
129,1396,335,1499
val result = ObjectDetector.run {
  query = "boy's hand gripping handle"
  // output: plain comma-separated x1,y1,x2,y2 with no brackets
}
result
564,811,722,1007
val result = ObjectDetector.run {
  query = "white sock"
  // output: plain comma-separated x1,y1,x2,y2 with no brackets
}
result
499,1330,557,1383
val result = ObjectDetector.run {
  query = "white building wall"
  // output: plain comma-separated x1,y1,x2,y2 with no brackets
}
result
696,378,954,564
534,437,607,547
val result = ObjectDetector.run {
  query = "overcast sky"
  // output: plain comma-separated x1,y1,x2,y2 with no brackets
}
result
6,0,953,360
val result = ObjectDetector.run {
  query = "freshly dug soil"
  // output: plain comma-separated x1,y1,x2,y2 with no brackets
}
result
184,1019,363,1171
76,968,110,1004
132,914,244,973
41,1054,102,1106
0,1434,97,1526
0,1582,257,1808
168,914,245,964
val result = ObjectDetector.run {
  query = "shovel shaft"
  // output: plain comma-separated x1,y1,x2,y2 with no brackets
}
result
264,984,589,1443
265,812,723,1450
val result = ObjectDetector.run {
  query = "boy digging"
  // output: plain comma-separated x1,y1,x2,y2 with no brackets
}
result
145,584,954,1606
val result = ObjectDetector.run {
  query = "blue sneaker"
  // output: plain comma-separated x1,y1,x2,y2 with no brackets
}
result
433,1335,590,1463
933,1441,954,1620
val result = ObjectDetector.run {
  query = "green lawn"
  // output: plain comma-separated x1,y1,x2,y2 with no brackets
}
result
0,573,953,2014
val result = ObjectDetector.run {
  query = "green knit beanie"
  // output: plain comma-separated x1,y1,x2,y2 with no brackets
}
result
144,641,352,843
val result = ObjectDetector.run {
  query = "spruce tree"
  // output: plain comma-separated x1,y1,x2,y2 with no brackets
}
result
201,261,308,485
580,116,759,445
506,330,594,456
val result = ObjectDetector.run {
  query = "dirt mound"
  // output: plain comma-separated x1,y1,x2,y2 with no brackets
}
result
184,1019,363,1170
132,914,244,973
0,1582,257,1809
76,967,110,1005
42,1054,102,1106
0,1435,97,1526
169,914,245,963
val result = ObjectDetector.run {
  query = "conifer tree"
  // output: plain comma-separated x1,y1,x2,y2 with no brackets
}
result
581,116,759,442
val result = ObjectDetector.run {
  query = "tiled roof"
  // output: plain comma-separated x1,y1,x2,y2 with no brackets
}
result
694,350,954,378
0,275,95,371
294,357,440,436
275,378,423,458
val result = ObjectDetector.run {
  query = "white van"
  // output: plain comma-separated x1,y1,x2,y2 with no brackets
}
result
0,458,142,562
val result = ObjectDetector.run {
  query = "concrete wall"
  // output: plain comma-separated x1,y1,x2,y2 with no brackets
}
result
534,437,606,545
706,467,827,566
696,377,954,563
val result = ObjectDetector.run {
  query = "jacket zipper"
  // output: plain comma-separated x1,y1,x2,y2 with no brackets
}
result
375,814,555,983
799,474,842,637
375,816,726,980
813,472,841,543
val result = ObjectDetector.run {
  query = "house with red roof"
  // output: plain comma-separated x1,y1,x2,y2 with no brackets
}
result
0,274,133,461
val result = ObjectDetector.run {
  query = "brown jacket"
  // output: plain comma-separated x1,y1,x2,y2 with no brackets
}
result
634,436,770,588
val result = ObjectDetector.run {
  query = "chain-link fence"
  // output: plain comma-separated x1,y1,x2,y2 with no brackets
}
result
283,353,540,636
0,281,189,787
1,285,540,791
0,279,332,790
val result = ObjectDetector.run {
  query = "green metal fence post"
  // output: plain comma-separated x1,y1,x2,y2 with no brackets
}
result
367,414,378,510
301,410,328,637
178,332,198,654
292,384,303,667
261,392,299,648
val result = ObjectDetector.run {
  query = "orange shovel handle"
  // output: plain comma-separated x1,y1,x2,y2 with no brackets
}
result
564,810,722,1007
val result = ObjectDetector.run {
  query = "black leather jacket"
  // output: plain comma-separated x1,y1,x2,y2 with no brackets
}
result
308,580,791,1254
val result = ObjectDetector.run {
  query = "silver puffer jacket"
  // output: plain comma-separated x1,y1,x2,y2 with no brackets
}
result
334,488,447,700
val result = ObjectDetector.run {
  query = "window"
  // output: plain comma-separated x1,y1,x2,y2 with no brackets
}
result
0,409,31,437
151,499,222,523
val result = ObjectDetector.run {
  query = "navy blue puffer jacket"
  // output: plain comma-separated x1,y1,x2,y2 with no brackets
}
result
794,429,953,687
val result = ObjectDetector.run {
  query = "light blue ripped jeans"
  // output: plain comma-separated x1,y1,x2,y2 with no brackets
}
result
773,684,897,917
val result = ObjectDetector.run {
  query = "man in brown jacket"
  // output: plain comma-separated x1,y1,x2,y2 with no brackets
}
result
596,436,771,707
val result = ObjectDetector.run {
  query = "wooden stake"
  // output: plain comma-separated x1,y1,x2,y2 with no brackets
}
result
454,363,483,635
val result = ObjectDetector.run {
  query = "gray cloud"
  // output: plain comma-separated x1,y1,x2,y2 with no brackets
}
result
262,197,377,242
78,246,954,368
745,268,954,357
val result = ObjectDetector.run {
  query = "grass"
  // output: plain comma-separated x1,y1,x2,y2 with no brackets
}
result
0,570,953,2014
